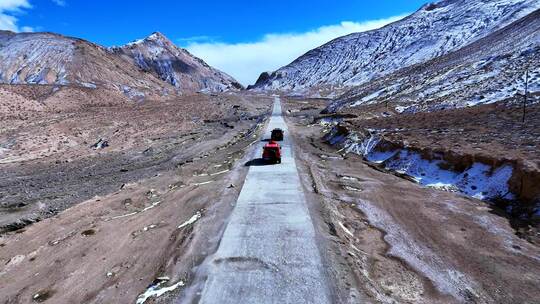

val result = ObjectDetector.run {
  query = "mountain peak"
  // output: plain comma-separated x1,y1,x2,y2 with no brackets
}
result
112,31,242,92
147,31,169,42
124,31,172,47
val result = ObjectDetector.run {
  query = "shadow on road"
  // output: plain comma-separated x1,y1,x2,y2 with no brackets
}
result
245,158,273,166
261,138,283,142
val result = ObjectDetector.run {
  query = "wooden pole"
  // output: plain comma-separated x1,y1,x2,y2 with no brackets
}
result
522,69,528,123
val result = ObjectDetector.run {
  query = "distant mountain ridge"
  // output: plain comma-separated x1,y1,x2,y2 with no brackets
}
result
251,0,540,93
325,8,540,113
0,30,241,98
110,32,242,93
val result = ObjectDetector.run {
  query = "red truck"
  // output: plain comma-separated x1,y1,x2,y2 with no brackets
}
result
262,140,282,164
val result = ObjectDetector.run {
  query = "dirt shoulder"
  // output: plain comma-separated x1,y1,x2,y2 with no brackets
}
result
0,92,269,233
283,98,540,304
0,92,272,303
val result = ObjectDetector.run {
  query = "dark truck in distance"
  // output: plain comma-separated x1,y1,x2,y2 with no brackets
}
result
271,128,284,141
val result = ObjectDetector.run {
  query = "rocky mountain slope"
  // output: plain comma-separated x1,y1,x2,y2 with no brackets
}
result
110,32,242,92
252,0,540,93
326,7,540,113
0,31,240,98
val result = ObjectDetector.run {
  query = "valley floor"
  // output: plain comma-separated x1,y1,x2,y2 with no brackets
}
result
0,92,539,304
0,91,272,303
282,97,540,303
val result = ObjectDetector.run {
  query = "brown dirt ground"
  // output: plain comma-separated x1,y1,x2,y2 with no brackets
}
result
293,96,540,171
0,89,273,303
339,99,540,170
282,97,540,304
0,87,270,233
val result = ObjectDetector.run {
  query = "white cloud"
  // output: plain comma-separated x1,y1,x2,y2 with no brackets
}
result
0,12,17,31
0,0,32,32
0,0,30,11
177,35,216,43
52,0,66,6
185,15,407,86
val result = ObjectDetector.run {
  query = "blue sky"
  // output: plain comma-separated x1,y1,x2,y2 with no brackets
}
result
1,0,429,84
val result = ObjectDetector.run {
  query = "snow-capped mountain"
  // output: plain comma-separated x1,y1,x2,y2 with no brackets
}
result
252,0,540,92
0,31,241,98
326,8,540,113
111,32,242,92
0,31,74,85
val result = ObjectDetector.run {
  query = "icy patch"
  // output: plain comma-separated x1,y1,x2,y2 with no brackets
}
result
333,127,516,201
193,180,213,186
178,210,202,229
343,185,362,192
366,150,398,164
210,169,230,176
344,132,380,155
350,88,385,107
109,201,162,220
328,134,346,146
338,221,354,238
395,105,418,113
318,117,342,126
141,201,162,212
340,175,359,182
136,278,185,304
143,224,157,232
81,82,97,89
356,200,480,300
384,151,514,200
122,85,145,100
472,214,517,249
466,85,515,107
427,182,460,192
0,147,8,157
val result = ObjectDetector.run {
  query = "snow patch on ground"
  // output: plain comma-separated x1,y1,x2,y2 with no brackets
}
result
318,117,343,127
121,85,145,100
136,278,185,304
385,151,514,200
330,128,515,201
108,201,162,220
350,88,386,107
338,221,354,238
81,82,97,89
178,210,202,229
343,132,380,156
366,150,398,164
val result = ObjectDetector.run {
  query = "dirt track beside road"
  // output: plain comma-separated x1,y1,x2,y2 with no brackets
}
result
283,98,540,304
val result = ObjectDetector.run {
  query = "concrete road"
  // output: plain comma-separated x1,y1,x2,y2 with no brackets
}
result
199,97,330,303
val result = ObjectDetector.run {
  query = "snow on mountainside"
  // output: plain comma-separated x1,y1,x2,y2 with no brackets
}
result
325,8,540,113
0,31,241,98
252,0,540,93
0,31,174,98
111,32,242,92
0,31,75,85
